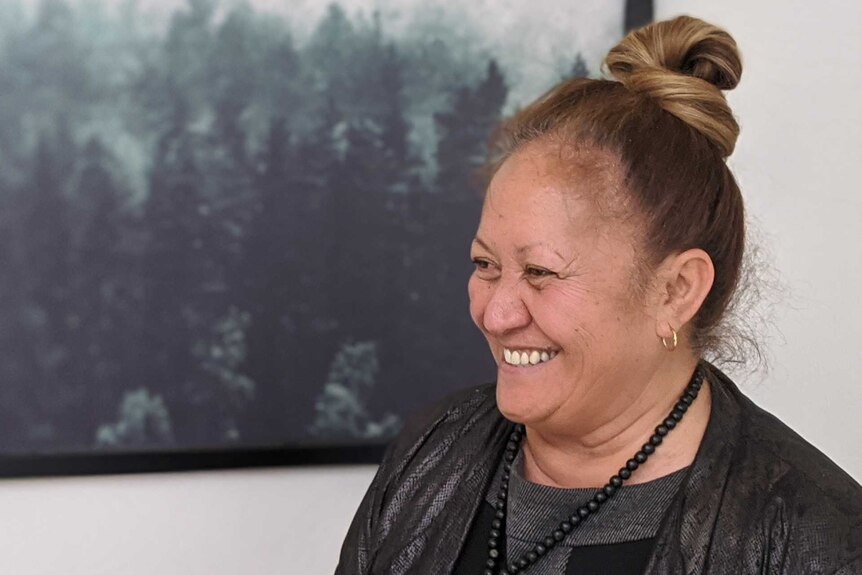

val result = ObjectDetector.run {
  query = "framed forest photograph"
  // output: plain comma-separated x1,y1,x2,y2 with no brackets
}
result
0,0,652,476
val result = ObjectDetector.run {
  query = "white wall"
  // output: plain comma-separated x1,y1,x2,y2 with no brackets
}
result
1,2,859,574
0,465,378,574
655,0,862,477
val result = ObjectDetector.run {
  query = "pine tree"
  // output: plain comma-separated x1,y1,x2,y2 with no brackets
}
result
424,59,509,393
435,59,507,194
68,137,130,441
19,129,78,444
141,112,212,441
233,116,302,442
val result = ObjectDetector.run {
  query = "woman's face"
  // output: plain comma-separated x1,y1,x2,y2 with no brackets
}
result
467,141,663,431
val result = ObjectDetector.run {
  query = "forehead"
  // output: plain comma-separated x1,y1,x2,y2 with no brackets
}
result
479,139,632,248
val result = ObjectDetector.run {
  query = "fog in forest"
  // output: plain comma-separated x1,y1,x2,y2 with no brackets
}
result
0,0,625,452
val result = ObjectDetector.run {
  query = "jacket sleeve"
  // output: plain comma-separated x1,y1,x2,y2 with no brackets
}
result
334,453,390,575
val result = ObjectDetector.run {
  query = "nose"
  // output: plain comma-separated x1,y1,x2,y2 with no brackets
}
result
481,279,531,336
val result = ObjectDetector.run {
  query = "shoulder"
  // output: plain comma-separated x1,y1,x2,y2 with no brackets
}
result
730,379,861,513
708,365,862,569
336,383,500,571
381,382,498,465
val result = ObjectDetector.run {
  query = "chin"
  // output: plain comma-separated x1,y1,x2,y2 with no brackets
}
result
495,378,553,425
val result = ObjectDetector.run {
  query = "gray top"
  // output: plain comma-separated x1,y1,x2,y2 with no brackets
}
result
485,447,689,572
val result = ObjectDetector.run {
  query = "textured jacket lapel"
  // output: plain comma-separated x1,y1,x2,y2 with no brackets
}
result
643,362,743,574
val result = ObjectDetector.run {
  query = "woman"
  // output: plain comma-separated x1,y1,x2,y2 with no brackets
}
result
336,16,861,575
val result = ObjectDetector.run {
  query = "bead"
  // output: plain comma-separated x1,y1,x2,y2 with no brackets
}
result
560,521,572,533
595,491,608,503
578,506,590,518
535,544,547,556
664,418,677,429
610,476,623,488
503,462,512,472
587,500,599,512
490,529,500,538
526,551,538,562
680,395,693,406
489,549,499,559
634,451,647,463
674,401,688,412
491,519,501,529
486,558,496,569
517,558,529,568
496,491,507,502
506,441,518,452
504,453,515,463
489,538,498,548
655,425,669,436
603,484,616,496
569,514,581,525
642,443,655,455
495,501,505,510
495,510,505,520
684,389,697,400
650,434,663,446
507,563,519,574
484,570,493,575
671,410,684,421
619,468,632,480
626,459,639,471
553,529,565,541
544,536,556,548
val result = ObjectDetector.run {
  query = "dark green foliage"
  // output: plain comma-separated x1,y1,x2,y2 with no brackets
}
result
309,341,400,439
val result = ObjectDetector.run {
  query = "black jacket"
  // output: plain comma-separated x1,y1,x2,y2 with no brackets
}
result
336,362,862,574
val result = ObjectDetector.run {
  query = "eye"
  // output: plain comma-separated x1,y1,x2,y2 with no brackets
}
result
471,257,500,279
471,257,490,270
525,266,555,278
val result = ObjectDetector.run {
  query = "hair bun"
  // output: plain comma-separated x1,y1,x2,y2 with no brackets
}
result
604,15,742,157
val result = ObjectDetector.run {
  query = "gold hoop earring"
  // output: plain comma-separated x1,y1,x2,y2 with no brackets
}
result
661,328,678,352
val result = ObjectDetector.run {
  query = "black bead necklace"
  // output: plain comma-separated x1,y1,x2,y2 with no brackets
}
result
484,365,705,575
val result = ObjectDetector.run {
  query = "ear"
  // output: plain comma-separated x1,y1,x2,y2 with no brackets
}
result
653,249,715,340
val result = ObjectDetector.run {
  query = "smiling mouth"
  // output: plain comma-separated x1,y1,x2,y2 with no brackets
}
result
502,348,559,367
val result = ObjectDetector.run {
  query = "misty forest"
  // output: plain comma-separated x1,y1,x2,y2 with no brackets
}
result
0,0,596,452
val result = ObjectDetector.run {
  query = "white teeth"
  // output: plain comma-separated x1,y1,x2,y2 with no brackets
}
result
502,348,558,367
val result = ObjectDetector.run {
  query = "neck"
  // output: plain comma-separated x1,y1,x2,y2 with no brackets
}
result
520,355,711,488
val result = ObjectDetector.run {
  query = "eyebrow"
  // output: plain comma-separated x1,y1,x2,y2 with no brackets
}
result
472,236,567,262
472,236,494,253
